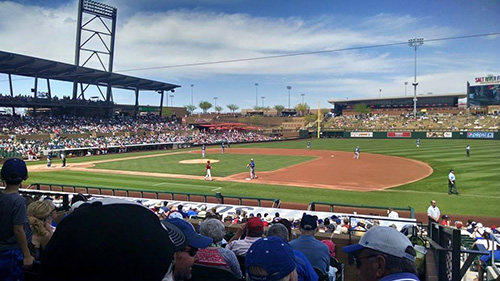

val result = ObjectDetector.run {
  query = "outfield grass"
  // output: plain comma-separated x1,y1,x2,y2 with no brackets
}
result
25,138,500,218
92,153,315,177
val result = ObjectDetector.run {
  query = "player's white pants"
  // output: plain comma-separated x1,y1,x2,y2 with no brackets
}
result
250,169,256,179
202,151,205,158
204,169,212,180
354,152,359,159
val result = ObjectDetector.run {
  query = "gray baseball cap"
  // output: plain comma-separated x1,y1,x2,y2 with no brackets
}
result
342,226,416,262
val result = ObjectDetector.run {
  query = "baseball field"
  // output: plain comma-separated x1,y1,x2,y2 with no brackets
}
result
24,138,500,219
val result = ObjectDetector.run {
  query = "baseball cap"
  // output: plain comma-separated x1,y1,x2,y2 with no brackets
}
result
246,237,296,281
41,204,175,281
163,218,212,249
168,211,183,219
246,217,264,236
1,158,28,184
300,213,318,230
342,226,416,262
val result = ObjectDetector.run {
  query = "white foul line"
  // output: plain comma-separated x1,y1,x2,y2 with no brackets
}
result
153,182,222,189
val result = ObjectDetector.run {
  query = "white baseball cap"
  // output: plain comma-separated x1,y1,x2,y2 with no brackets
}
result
342,226,416,261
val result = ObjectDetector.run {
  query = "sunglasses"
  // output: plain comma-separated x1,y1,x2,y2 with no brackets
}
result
353,254,378,268
185,247,199,257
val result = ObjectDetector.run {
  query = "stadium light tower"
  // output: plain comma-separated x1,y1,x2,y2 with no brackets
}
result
379,89,381,98
169,94,174,106
408,38,424,118
190,84,194,105
404,81,408,96
287,86,292,109
301,93,305,104
214,96,218,108
254,83,259,108
261,96,266,107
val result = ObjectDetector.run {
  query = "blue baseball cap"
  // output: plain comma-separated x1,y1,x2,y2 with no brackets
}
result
163,218,212,249
1,158,28,184
246,237,296,281
342,226,416,262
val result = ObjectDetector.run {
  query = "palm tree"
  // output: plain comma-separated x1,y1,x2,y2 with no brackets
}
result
274,105,285,116
215,105,223,113
199,101,213,114
227,104,239,113
295,103,309,116
184,104,197,114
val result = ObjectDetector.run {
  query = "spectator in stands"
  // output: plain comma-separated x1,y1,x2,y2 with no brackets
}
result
227,217,264,256
162,218,213,281
342,226,419,281
0,158,34,280
290,213,330,276
187,207,198,218
267,223,318,281
246,236,298,281
177,204,188,218
472,227,499,281
440,215,451,226
41,203,178,281
197,218,242,278
388,207,399,218
323,217,335,233
27,200,55,259
197,204,207,219
321,239,336,258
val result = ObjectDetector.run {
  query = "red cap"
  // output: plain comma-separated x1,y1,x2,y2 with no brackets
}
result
246,217,264,236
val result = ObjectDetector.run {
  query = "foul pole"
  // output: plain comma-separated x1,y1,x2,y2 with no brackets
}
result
317,101,321,139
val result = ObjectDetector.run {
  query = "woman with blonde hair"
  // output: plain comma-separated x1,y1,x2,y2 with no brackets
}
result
27,200,54,259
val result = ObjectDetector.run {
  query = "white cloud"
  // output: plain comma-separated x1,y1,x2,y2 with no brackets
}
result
0,1,498,108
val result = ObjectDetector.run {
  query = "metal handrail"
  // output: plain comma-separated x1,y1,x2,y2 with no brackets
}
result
27,183,280,208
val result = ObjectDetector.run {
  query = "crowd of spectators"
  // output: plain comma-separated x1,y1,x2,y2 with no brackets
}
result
0,115,186,135
324,113,499,131
0,114,274,158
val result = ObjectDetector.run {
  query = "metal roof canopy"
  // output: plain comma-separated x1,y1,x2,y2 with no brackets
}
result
328,92,466,104
0,50,180,92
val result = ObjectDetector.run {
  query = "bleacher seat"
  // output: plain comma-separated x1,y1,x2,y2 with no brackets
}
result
330,257,344,281
313,267,329,281
190,263,242,281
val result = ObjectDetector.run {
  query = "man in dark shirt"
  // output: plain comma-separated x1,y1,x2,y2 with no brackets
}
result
0,158,34,280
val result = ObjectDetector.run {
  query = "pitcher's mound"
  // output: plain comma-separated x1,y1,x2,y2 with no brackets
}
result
179,159,220,164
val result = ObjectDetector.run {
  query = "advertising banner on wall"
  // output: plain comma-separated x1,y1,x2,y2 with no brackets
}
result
351,132,373,138
467,132,494,139
387,132,411,138
426,132,452,138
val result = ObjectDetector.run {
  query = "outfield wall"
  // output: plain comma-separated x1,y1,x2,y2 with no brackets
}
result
320,130,500,140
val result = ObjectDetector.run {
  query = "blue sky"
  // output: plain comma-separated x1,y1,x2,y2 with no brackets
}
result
0,0,499,112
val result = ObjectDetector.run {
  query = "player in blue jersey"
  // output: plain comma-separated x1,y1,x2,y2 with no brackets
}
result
221,142,225,154
416,138,421,148
306,141,311,150
247,159,257,179
354,146,360,159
